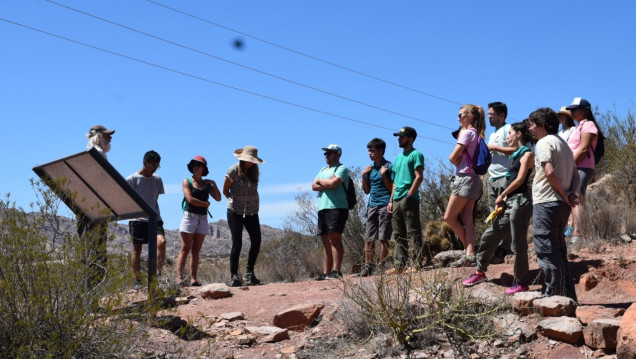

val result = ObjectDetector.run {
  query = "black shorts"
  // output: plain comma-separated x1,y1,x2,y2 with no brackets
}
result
317,209,349,236
129,220,165,245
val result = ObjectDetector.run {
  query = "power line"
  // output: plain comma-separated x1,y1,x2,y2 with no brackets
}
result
42,0,454,131
143,0,463,106
0,17,455,146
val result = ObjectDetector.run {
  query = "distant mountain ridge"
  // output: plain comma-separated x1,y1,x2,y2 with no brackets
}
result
34,213,287,258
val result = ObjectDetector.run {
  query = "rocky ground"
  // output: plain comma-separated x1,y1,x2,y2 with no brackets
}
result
126,239,636,359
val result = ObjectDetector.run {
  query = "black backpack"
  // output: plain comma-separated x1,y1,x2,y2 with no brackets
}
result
334,164,357,210
592,132,605,165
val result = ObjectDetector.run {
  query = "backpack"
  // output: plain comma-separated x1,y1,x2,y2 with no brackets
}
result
334,164,357,210
592,132,605,165
466,128,491,175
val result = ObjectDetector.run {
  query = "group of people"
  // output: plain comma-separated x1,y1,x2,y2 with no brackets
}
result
453,98,601,301
86,95,600,299
312,126,425,280
85,125,265,289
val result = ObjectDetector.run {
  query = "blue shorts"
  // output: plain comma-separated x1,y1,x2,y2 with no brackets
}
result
179,211,209,235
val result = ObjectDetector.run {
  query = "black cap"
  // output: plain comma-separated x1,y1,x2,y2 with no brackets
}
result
393,126,417,138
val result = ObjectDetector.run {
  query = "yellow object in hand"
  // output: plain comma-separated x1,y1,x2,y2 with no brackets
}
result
485,206,504,225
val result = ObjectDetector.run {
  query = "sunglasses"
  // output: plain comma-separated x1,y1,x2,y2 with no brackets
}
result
324,152,335,156
458,113,465,118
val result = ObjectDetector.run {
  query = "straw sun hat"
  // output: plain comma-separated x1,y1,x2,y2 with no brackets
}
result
233,146,265,164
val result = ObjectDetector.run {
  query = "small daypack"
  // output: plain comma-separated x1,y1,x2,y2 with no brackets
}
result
466,128,491,175
334,164,357,210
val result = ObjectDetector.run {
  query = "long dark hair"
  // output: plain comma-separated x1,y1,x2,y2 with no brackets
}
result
581,107,605,139
238,160,259,183
511,121,532,145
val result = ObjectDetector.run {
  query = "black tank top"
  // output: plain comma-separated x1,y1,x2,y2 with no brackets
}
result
184,179,210,215
507,148,531,196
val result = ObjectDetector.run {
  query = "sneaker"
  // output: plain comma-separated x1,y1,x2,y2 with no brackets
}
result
356,264,374,277
326,270,343,280
505,283,529,295
315,273,329,281
462,272,487,287
190,281,202,287
243,272,261,286
564,226,574,237
450,254,476,268
230,274,243,287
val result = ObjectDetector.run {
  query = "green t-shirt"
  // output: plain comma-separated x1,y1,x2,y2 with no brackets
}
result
392,148,424,201
315,164,349,210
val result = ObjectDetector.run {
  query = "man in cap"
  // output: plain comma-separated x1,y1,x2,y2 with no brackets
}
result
78,124,115,290
312,144,350,280
387,126,425,271
86,124,115,158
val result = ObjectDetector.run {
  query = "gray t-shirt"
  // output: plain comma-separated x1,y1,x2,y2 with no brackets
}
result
532,135,576,205
126,172,165,221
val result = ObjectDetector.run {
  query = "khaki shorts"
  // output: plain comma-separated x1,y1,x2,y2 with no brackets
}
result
451,173,483,200
365,205,392,242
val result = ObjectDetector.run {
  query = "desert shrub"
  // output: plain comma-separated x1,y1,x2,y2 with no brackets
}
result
338,269,505,350
0,182,156,357
255,230,323,282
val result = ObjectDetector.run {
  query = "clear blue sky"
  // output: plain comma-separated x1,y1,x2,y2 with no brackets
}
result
2,0,635,230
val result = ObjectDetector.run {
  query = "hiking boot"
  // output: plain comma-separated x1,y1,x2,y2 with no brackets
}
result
356,264,374,277
462,272,487,287
315,273,329,281
134,279,143,290
243,272,261,286
450,254,476,268
230,274,243,287
326,270,343,280
505,283,529,295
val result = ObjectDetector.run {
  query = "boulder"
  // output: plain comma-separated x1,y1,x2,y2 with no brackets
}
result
220,312,245,321
244,326,289,342
273,303,324,330
492,313,537,342
576,305,625,325
580,273,599,291
536,316,583,344
199,283,232,300
467,282,507,307
511,291,543,315
583,318,622,349
534,296,577,317
617,302,636,359
433,250,464,267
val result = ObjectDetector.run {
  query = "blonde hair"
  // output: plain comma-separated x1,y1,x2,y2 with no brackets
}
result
460,104,486,139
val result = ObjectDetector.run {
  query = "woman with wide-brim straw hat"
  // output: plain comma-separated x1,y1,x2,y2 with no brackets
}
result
222,146,265,287
177,155,221,287
557,107,576,142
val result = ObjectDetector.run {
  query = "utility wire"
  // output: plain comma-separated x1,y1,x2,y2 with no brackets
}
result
0,17,454,145
43,0,454,131
143,0,463,106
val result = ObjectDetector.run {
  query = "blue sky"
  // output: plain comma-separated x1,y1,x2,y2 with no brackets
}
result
2,0,635,230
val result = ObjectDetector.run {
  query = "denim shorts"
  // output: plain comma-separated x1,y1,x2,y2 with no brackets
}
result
179,211,209,235
451,173,483,200
577,168,594,196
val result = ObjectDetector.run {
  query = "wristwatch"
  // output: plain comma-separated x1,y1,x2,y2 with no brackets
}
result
405,193,411,200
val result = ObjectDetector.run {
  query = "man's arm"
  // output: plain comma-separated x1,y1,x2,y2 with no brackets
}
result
542,162,574,206
408,166,424,197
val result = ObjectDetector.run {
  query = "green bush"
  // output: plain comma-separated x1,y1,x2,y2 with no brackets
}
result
0,182,155,357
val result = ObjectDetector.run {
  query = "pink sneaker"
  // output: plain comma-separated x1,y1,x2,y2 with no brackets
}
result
505,283,529,294
462,272,487,287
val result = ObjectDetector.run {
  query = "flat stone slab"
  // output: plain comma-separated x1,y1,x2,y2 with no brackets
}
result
536,316,583,344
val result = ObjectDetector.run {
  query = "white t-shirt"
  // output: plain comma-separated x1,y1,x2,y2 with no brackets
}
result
532,135,576,205
488,124,511,179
